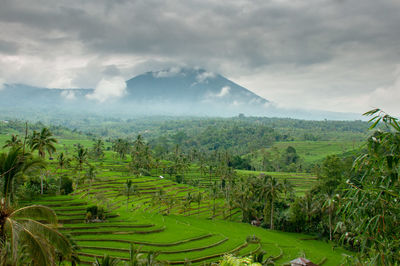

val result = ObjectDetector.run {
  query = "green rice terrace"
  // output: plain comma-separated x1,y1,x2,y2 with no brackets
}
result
22,164,347,265
1,122,370,265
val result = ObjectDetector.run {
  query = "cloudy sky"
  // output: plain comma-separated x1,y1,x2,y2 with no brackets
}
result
1,0,400,115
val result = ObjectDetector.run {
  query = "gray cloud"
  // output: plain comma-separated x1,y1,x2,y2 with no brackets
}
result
0,0,400,114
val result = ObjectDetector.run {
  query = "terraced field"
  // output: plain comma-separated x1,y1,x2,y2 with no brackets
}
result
27,174,349,265
236,170,317,195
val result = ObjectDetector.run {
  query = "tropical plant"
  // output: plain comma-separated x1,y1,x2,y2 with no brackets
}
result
0,204,73,265
2,134,22,149
91,138,105,160
338,108,400,264
85,164,97,184
74,146,88,171
194,191,203,215
322,192,338,241
28,128,57,159
93,255,120,266
123,179,139,210
0,147,45,205
112,138,130,160
263,176,283,230
126,244,146,266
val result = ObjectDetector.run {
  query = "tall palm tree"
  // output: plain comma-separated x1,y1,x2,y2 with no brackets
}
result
74,146,88,171
282,178,294,200
28,128,57,159
0,204,73,265
263,177,283,230
85,165,97,184
0,147,45,205
2,134,22,149
91,139,105,160
322,192,338,241
124,179,139,210
194,192,203,215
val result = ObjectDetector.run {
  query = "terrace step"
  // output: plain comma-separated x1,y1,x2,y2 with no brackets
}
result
60,224,154,230
74,233,214,247
79,237,228,254
69,226,166,235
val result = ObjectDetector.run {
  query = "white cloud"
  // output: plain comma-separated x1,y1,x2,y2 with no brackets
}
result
61,90,76,100
86,76,126,102
0,78,5,90
217,86,230,97
196,71,216,83
366,66,400,116
153,67,182,78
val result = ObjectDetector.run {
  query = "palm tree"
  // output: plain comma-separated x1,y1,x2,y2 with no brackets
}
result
0,147,45,205
124,179,139,210
91,139,105,160
263,176,283,230
194,192,203,215
57,152,70,193
74,146,88,171
57,152,70,173
112,138,130,160
164,195,177,215
93,255,120,266
322,193,338,241
85,165,97,184
282,178,294,200
209,181,219,217
126,244,146,266
0,204,73,265
2,134,22,149
28,128,57,159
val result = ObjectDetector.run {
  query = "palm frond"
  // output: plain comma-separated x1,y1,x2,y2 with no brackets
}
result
19,225,52,266
19,218,73,257
10,205,57,224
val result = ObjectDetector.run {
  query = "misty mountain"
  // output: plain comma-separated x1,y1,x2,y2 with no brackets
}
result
124,68,268,106
0,67,361,120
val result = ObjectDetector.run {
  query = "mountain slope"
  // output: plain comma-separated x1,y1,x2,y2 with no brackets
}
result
124,68,268,106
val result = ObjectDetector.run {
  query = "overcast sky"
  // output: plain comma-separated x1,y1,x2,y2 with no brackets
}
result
1,0,400,115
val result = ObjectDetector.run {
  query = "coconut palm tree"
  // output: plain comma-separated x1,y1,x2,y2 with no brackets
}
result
263,176,283,230
28,128,57,159
0,204,73,265
74,146,88,171
2,134,22,149
85,164,97,184
194,192,203,215
124,179,139,210
322,192,338,241
0,147,45,205
91,139,105,160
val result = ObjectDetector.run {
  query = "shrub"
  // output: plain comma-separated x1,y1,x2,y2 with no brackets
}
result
175,175,183,184
60,175,73,195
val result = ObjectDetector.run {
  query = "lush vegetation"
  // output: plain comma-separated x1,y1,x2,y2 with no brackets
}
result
0,110,398,265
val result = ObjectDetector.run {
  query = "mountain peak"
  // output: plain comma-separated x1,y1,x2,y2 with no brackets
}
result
126,67,268,107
